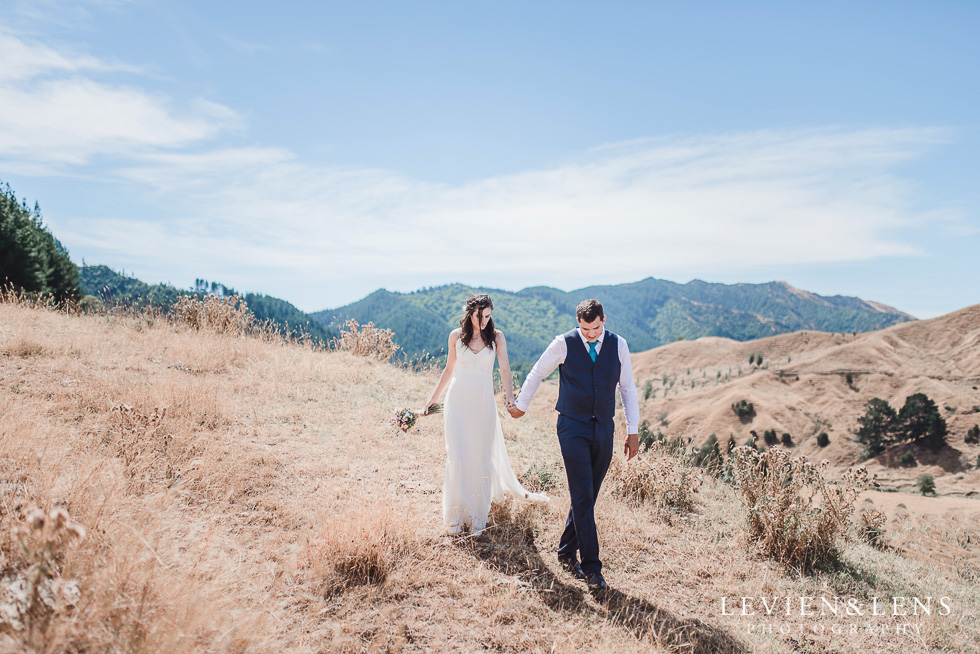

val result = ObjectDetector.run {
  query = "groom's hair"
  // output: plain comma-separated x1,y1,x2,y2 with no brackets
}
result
576,299,604,323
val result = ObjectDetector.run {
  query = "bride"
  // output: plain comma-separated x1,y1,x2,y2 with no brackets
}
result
424,294,548,535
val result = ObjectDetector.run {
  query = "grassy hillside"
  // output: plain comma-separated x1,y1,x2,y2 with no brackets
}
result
79,265,337,343
312,278,914,376
0,299,975,653
630,304,980,492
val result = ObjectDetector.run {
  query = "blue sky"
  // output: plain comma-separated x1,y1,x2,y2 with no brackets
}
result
1,0,978,317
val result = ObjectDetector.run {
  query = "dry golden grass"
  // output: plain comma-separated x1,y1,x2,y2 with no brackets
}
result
0,298,977,653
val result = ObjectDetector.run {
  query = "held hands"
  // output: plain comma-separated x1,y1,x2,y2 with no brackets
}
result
505,399,525,419
624,433,639,461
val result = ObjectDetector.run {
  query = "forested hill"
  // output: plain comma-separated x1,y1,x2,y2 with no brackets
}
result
311,279,914,377
0,182,80,303
79,266,336,343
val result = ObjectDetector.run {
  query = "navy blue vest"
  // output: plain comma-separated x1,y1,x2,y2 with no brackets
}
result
555,329,621,425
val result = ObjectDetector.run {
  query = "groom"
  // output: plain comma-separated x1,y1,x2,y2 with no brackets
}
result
508,299,639,592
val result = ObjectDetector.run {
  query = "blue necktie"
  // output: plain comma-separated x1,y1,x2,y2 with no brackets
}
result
588,340,598,362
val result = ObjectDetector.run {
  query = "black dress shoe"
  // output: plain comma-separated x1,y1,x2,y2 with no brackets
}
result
558,557,586,580
585,571,607,593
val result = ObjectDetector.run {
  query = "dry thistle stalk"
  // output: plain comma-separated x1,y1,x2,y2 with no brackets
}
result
730,445,875,569
612,442,702,519
858,507,887,548
1,507,86,635
171,294,255,336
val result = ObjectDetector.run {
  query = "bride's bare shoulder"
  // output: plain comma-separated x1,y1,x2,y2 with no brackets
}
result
449,328,462,342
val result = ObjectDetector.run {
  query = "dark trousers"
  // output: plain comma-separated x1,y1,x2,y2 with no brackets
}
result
556,413,614,575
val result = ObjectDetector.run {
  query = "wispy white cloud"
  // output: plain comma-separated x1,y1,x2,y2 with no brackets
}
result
74,126,950,310
0,29,140,81
0,31,239,167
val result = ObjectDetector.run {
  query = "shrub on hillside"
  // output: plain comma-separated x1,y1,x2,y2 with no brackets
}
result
332,318,400,360
780,432,793,446
916,473,936,496
763,429,779,446
730,446,874,569
899,451,916,466
817,432,830,447
965,425,980,445
731,399,755,418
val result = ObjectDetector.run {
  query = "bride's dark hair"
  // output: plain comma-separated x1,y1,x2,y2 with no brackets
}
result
459,294,496,350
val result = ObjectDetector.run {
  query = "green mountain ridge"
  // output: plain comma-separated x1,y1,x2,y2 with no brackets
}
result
79,265,336,343
311,278,914,378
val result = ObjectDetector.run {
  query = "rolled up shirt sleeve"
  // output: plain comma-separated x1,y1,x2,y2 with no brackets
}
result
617,336,640,434
515,335,566,412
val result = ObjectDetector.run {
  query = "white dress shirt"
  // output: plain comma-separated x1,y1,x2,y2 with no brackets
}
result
515,327,640,434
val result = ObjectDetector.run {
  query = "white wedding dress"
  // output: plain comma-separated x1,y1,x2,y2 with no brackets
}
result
443,338,549,534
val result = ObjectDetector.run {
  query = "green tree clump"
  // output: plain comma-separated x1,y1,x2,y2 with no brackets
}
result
916,473,935,495
763,429,779,446
896,393,948,452
856,394,949,460
965,425,980,445
731,399,755,418
780,432,793,446
0,182,81,303
855,398,899,459
816,432,830,447
899,451,916,466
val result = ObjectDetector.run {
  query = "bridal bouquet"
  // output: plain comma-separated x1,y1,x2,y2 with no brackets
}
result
392,408,419,433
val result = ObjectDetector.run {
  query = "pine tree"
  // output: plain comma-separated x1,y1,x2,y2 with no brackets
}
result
855,398,898,458
0,182,80,302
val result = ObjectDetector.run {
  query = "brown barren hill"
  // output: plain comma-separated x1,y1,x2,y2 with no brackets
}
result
631,304,980,494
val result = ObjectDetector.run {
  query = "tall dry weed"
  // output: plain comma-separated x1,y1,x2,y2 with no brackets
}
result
332,318,399,360
0,506,85,643
171,294,254,336
611,443,702,519
858,505,887,548
730,445,875,570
